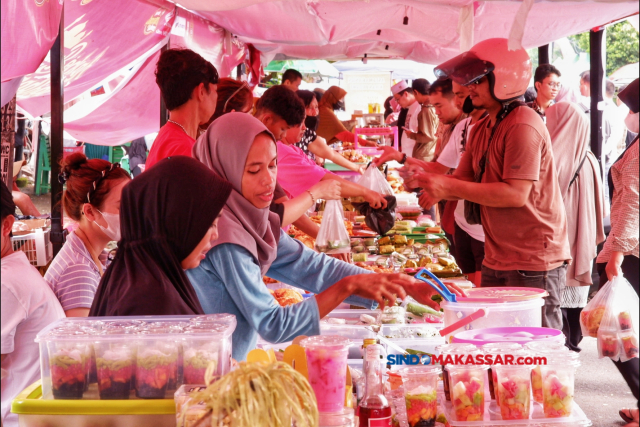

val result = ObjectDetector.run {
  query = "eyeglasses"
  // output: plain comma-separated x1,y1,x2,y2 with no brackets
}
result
468,76,487,86
223,82,250,113
546,82,562,89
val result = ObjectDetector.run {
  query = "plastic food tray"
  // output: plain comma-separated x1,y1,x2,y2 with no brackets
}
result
379,323,442,340
440,396,592,426
12,381,175,427
35,315,235,400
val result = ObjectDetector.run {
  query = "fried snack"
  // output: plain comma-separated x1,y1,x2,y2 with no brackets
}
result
272,289,304,307
263,277,279,285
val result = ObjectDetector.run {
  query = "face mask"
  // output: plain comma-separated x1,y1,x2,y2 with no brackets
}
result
304,115,319,132
624,112,639,134
95,209,121,241
334,99,345,111
462,96,475,114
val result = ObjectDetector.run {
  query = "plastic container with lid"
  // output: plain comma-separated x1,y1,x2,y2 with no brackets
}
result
445,364,490,422
189,313,237,330
539,351,580,418
524,340,570,404
442,288,547,341
493,350,533,420
436,344,480,403
453,327,565,347
182,324,233,385
319,323,377,359
35,315,235,400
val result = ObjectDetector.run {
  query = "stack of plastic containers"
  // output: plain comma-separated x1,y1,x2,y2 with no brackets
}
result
34,315,236,400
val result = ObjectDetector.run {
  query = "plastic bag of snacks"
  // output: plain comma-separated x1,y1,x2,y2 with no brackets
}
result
352,165,397,235
581,275,639,362
315,199,350,254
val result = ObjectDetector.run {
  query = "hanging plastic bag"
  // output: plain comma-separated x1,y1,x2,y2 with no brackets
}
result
315,199,350,254
581,275,639,362
351,165,397,235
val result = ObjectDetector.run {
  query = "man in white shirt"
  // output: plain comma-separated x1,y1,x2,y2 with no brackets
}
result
1,181,64,427
392,81,421,157
374,82,486,285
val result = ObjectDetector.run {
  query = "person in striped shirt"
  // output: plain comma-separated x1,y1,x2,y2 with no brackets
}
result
45,153,130,317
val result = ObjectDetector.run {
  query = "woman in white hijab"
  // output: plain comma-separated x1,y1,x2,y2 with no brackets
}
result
546,101,605,352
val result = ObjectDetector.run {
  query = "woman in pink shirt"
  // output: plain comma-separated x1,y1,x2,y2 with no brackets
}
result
277,119,387,208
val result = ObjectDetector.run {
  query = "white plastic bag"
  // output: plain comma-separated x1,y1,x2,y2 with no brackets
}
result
581,275,639,362
356,164,394,196
315,199,350,254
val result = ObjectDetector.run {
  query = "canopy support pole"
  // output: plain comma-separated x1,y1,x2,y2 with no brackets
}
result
538,44,550,65
50,5,66,256
160,44,169,128
589,28,606,165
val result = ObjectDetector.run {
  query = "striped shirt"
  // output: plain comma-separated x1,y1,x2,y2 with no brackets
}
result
597,140,639,263
45,231,105,311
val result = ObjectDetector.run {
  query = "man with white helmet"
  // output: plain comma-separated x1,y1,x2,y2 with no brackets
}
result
407,38,571,330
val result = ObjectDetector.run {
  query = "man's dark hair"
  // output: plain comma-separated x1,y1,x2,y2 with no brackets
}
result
282,69,303,84
524,87,537,103
580,70,590,84
256,85,305,126
412,78,431,95
1,181,16,221
605,79,615,98
155,48,219,111
534,64,561,84
428,78,454,99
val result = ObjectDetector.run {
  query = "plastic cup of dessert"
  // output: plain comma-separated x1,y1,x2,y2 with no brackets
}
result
300,335,351,413
523,341,568,404
93,334,136,400
182,325,230,385
539,351,580,418
47,330,92,400
445,364,489,422
134,333,179,399
493,354,533,420
435,343,477,402
399,365,441,427
481,342,522,405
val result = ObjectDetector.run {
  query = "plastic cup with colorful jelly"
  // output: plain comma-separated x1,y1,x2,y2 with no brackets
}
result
523,341,568,404
598,330,620,359
539,351,580,418
182,325,233,385
135,334,179,399
435,343,478,402
94,331,136,400
399,365,441,427
446,364,488,422
618,311,634,331
621,332,639,360
300,335,351,413
47,330,91,399
493,359,533,420
481,342,522,405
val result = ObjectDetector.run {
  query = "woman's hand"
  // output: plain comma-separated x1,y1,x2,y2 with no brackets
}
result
310,179,341,200
364,190,387,209
605,251,624,281
373,146,403,167
346,273,412,309
402,279,468,311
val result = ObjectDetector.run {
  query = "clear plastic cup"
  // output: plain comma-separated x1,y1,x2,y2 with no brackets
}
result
134,335,179,399
494,362,532,420
300,335,351,413
446,365,488,422
182,326,230,385
539,352,580,418
523,341,568,403
481,342,522,405
435,343,477,402
399,365,441,427
94,337,135,400
47,330,91,399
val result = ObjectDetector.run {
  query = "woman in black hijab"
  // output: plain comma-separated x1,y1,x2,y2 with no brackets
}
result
89,156,232,316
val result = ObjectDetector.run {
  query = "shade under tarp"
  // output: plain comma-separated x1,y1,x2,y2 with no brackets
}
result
264,59,340,77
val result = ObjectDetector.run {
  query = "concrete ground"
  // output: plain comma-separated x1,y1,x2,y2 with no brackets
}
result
13,183,639,426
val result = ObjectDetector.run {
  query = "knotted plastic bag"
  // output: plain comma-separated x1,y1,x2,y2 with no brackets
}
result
315,199,350,254
352,165,397,235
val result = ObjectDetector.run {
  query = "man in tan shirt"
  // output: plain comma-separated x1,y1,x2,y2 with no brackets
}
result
404,79,439,162
409,38,571,330
429,79,467,160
